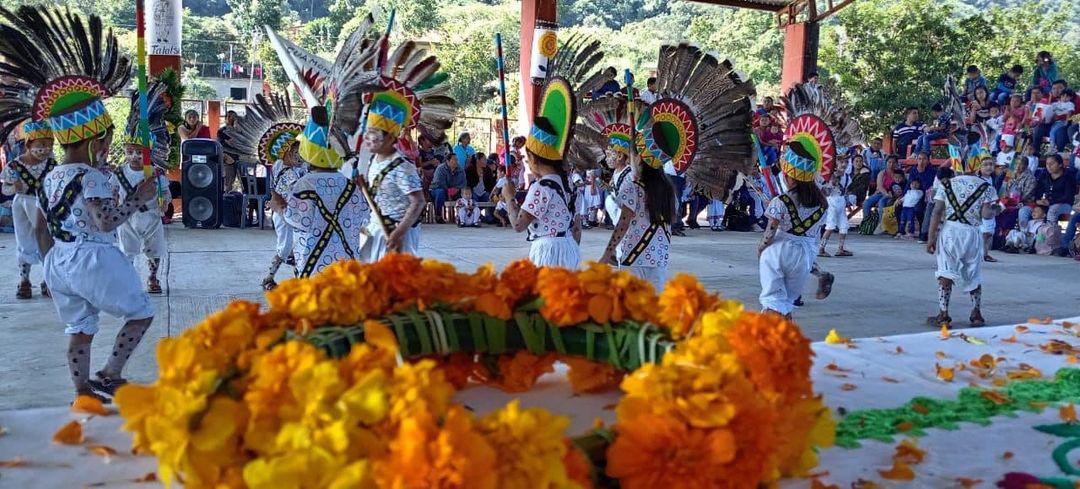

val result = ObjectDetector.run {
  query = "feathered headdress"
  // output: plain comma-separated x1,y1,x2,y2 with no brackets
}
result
635,44,756,199
781,81,863,182
121,81,171,168
942,75,974,173
526,34,607,164
571,93,645,169
220,92,302,166
0,6,131,145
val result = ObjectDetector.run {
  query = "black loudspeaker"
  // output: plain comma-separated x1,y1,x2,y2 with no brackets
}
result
181,138,223,229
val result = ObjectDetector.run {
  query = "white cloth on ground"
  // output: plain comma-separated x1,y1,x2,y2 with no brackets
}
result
528,235,580,269
44,242,154,335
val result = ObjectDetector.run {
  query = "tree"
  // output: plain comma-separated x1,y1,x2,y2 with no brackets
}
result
434,3,520,111
819,0,1079,137
227,0,286,42
182,67,219,100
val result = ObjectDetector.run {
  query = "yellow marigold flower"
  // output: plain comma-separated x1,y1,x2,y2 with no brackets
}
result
619,353,748,429
698,301,745,338
387,360,455,426
768,397,835,480
328,460,378,489
724,312,814,401
562,356,622,394
374,407,497,489
478,400,577,489
656,274,721,338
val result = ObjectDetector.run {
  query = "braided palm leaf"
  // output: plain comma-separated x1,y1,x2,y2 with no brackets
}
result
0,6,131,142
221,92,302,165
642,43,756,199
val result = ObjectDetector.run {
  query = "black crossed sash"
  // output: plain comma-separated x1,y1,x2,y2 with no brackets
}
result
115,169,150,213
619,181,670,266
613,166,632,194
295,180,358,278
12,159,55,200
779,194,824,237
45,171,87,243
368,157,419,234
526,178,573,242
942,180,989,226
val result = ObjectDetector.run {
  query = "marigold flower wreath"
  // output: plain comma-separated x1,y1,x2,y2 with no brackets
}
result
116,254,834,489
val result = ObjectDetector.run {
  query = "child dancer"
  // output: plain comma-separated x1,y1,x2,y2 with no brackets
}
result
113,82,172,294
0,6,157,401
707,196,725,231
265,143,305,288
1,120,55,298
819,159,853,257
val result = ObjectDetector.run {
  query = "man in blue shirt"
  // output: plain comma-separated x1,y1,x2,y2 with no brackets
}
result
989,65,1023,106
863,137,886,182
962,65,987,102
914,103,951,156
430,154,467,224
592,67,620,99
892,107,924,158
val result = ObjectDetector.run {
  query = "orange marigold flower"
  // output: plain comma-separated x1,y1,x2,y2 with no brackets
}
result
536,268,589,327
724,312,814,401
374,408,497,489
563,439,595,489
484,351,557,393
606,416,738,489
431,353,478,390
563,356,622,394
500,260,539,304
656,274,720,338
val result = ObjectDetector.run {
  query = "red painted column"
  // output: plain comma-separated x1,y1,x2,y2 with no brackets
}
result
146,0,183,77
781,23,807,93
520,0,558,129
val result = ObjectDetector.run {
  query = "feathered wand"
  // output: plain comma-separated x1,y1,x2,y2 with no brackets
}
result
495,33,511,168
352,8,396,179
624,69,635,166
136,0,164,208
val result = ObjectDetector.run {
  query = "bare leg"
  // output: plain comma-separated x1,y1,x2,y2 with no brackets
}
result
263,256,283,290
928,277,953,325
147,258,162,294
819,230,833,256
99,317,153,380
67,333,94,395
969,286,985,326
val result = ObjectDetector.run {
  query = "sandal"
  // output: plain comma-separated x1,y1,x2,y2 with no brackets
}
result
835,249,854,257
818,249,832,258
926,312,952,327
815,272,835,300
40,281,50,298
261,277,278,291
983,255,998,262
969,309,986,327
16,280,31,300
86,372,127,397
147,277,163,294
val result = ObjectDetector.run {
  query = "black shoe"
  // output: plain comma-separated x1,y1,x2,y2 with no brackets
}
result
471,223,481,228
284,256,296,267
87,372,128,397
672,229,687,237
457,223,465,228
794,296,805,307
1055,248,1071,257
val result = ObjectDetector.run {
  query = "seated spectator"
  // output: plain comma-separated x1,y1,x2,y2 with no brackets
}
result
892,107,924,158
915,103,949,155
453,132,476,174
985,104,1004,151
1032,51,1059,95
1022,154,1076,226
755,113,783,166
1029,85,1055,155
847,153,872,207
430,154,466,223
962,65,988,101
990,65,1024,106
178,109,210,141
1049,88,1075,153
967,86,993,124
996,143,1016,170
864,154,901,218
1007,156,1037,202
418,133,444,197
1056,210,1080,258
863,137,886,182
592,67,620,99
455,187,481,227
640,77,659,104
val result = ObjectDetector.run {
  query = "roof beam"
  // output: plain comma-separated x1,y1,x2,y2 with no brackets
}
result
688,0,787,13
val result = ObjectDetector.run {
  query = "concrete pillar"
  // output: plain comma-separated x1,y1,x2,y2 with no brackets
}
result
146,0,182,77
207,101,221,139
780,21,819,93
519,0,557,132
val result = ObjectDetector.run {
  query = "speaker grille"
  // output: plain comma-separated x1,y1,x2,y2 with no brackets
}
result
188,163,214,189
187,196,214,222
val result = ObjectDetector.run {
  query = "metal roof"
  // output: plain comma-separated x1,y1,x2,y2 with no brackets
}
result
688,0,793,12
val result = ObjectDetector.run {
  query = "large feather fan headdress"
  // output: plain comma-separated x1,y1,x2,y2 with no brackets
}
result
781,81,863,182
635,43,756,199
0,6,131,144
121,81,172,169
220,92,303,167
571,93,645,170
525,34,607,165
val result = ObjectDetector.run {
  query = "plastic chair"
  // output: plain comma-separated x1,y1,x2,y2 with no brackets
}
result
239,163,271,229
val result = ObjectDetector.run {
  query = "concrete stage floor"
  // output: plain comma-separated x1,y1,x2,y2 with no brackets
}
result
1,221,1077,409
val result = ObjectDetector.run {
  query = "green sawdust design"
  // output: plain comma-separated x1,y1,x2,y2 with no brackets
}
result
835,368,1080,448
